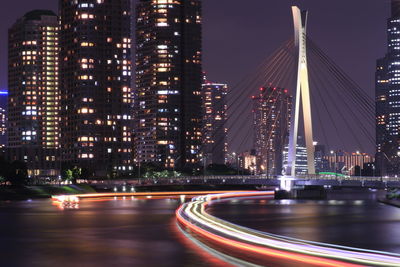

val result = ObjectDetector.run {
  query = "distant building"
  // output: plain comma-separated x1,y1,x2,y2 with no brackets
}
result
376,58,389,157
253,87,292,175
325,151,374,176
362,162,377,177
59,0,133,177
0,90,7,150
225,152,238,166
375,0,400,175
314,143,329,173
239,150,257,174
8,10,60,178
135,0,203,170
202,80,228,165
296,142,308,175
283,136,310,175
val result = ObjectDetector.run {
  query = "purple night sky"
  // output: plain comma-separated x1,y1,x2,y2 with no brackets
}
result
0,0,390,154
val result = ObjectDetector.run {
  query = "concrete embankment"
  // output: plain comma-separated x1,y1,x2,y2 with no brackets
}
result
378,198,400,208
0,185,96,200
130,184,259,192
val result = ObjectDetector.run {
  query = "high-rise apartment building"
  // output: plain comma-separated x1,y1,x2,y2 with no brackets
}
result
314,143,329,173
0,90,7,150
376,58,389,154
8,10,60,178
283,136,308,175
253,87,292,176
59,0,133,177
376,0,400,175
135,0,202,170
202,80,227,165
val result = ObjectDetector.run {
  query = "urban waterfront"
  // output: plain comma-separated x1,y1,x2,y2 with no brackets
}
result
2,0,400,265
0,189,399,266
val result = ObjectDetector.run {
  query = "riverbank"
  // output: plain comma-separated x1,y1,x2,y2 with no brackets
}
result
379,198,400,208
378,189,400,208
0,185,96,200
132,184,258,192
0,184,259,200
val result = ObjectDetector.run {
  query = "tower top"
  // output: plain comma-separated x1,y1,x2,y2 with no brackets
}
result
23,10,56,21
392,0,400,17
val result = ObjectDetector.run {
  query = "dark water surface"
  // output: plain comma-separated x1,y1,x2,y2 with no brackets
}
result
208,189,400,254
0,196,217,267
0,189,399,267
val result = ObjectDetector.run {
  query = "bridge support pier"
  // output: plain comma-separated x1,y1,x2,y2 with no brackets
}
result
279,177,294,191
276,177,327,200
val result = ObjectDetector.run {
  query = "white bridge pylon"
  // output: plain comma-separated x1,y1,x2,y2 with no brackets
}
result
287,6,316,176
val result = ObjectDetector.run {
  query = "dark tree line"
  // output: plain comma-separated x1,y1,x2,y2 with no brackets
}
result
0,157,28,186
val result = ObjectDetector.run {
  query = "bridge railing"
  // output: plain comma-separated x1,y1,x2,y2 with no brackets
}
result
77,175,400,186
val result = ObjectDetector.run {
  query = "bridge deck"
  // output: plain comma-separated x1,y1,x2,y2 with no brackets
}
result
78,176,400,189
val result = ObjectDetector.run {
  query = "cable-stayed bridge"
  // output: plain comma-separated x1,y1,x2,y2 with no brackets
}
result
197,5,383,190
85,175,400,191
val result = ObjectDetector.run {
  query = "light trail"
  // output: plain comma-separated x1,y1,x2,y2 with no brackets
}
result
173,221,260,267
51,191,249,209
51,190,246,202
176,191,400,266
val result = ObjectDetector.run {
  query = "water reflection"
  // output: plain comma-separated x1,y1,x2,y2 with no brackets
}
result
0,189,398,267
1,197,215,267
209,189,400,254
52,195,80,210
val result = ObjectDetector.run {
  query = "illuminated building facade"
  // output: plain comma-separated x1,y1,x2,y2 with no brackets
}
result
202,80,227,165
376,58,389,155
314,143,329,173
59,0,133,177
0,90,7,151
376,0,400,174
325,151,373,176
253,87,291,176
283,136,308,175
239,151,257,174
135,0,203,169
8,10,60,177
294,139,308,175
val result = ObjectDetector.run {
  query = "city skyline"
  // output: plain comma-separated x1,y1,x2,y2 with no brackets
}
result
0,2,400,267
0,1,391,156
0,0,394,177
0,0,388,95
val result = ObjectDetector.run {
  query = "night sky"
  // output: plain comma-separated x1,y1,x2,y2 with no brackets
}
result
0,0,390,154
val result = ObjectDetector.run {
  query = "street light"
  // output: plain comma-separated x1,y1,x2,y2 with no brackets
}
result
138,160,141,179
232,152,239,175
356,151,362,177
173,155,181,174
201,154,207,177
330,150,337,178
372,164,376,178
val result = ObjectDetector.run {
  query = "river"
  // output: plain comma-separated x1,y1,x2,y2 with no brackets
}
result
0,189,399,266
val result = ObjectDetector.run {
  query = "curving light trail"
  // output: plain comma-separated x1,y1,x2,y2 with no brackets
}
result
51,191,245,202
50,190,248,209
176,191,400,267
